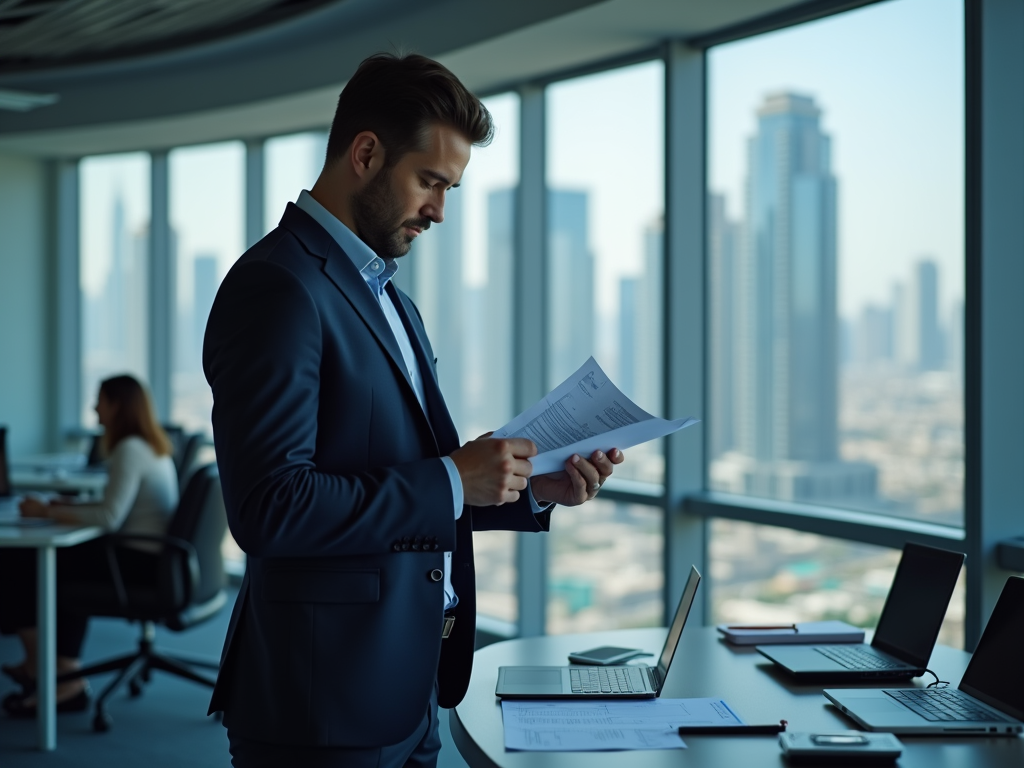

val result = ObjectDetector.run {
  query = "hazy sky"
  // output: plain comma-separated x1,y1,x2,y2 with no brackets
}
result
81,0,963,327
709,0,964,320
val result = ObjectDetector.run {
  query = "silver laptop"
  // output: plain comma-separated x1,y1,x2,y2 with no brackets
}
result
825,576,1024,735
757,543,964,682
495,566,700,699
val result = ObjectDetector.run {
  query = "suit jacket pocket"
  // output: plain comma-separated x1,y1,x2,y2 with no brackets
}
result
263,568,380,604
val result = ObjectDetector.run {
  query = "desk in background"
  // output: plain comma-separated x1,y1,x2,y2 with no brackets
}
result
10,453,107,500
0,524,104,751
452,627,1023,768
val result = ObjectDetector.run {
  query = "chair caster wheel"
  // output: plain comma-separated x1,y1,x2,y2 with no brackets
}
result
129,679,143,698
93,711,112,733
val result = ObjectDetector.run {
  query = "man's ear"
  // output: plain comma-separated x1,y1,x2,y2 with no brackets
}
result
350,131,384,180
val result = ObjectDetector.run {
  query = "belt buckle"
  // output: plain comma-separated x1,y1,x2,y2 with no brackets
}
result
442,614,455,639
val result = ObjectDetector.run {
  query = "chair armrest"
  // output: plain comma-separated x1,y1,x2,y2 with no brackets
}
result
100,533,201,609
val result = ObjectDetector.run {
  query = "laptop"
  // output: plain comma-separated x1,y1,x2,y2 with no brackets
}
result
825,576,1024,735
495,566,700,699
757,542,964,682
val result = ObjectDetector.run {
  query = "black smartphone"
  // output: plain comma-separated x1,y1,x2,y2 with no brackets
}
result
566,646,652,666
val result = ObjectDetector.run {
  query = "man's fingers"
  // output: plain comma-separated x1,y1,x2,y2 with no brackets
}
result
608,448,625,465
505,438,538,458
511,457,534,478
572,455,601,489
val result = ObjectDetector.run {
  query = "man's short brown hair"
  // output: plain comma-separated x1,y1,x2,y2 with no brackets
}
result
325,53,493,168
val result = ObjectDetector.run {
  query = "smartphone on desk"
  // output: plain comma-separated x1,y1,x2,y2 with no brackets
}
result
567,646,652,666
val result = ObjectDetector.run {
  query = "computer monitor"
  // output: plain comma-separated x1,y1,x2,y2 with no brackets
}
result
0,426,12,498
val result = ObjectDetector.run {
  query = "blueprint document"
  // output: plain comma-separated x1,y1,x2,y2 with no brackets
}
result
492,357,699,475
501,698,744,751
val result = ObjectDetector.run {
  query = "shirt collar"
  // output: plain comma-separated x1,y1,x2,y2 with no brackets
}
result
295,189,399,288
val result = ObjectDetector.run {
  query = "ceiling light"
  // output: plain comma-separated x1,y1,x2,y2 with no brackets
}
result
0,88,60,112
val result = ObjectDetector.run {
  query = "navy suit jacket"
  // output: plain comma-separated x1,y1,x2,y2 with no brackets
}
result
203,203,550,748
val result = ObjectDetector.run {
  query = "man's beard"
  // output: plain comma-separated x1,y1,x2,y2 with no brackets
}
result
351,168,430,259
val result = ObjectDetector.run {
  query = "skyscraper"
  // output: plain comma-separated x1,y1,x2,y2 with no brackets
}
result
192,255,219,373
708,194,738,457
910,259,944,371
547,189,594,387
712,92,875,502
407,191,465,429
738,92,837,462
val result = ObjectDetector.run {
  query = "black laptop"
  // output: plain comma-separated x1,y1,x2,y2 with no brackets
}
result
757,542,964,682
825,576,1024,735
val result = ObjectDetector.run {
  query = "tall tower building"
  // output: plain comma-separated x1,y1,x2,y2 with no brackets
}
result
910,259,943,371
193,255,219,374
547,189,594,387
708,194,738,457
736,92,838,462
712,92,875,503
407,191,465,429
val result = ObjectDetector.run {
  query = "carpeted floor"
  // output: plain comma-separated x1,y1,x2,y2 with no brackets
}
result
0,587,470,768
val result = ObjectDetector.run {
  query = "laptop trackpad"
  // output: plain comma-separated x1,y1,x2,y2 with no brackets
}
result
846,697,907,714
503,669,563,694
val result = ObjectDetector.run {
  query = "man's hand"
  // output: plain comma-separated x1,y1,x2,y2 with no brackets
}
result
450,435,537,506
531,448,624,508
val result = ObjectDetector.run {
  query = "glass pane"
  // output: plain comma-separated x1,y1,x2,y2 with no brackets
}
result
546,60,665,486
80,153,151,426
265,132,327,235
709,519,965,649
707,0,964,526
403,93,520,624
169,142,245,435
548,499,663,634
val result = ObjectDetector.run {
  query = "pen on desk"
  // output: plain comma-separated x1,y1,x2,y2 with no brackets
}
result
726,624,798,632
678,720,788,735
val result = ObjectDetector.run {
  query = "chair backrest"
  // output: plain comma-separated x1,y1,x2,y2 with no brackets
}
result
177,432,205,489
162,463,228,609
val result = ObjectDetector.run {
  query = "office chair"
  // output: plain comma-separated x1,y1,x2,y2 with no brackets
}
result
176,432,206,490
60,464,229,732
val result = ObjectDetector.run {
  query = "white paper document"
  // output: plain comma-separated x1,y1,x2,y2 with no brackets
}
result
500,698,743,752
492,357,699,475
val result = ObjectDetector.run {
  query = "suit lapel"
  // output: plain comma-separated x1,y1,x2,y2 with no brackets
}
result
280,204,435,447
387,283,461,454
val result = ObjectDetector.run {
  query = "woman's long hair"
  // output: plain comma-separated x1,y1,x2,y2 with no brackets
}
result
99,375,174,457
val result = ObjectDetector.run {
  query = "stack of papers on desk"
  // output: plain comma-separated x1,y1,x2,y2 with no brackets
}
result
717,620,864,645
501,698,744,751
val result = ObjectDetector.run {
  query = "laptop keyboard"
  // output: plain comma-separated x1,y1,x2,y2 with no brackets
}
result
815,645,906,670
885,688,1009,722
569,666,645,694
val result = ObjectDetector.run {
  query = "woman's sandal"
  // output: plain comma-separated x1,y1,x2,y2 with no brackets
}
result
0,662,34,693
2,685,90,718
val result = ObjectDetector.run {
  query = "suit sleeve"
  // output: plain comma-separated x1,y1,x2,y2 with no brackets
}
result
203,259,456,559
471,494,552,532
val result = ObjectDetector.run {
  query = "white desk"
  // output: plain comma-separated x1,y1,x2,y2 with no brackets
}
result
0,524,104,750
10,469,107,500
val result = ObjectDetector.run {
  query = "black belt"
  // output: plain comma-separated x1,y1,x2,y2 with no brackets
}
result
442,614,455,639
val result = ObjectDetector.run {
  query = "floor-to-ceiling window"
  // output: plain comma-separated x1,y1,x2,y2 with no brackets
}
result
168,141,245,436
544,60,666,633
79,153,151,426
705,0,965,642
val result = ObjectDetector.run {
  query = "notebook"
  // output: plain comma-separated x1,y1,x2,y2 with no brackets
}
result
825,576,1024,735
495,566,700,699
756,542,964,682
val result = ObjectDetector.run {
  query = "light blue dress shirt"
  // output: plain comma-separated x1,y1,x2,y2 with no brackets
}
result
295,190,546,612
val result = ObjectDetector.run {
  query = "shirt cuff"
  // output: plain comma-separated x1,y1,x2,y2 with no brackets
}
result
527,481,552,515
439,456,464,520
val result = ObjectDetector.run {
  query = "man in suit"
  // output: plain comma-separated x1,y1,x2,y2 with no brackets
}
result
204,53,623,767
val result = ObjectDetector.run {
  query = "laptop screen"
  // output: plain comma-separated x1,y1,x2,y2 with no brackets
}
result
959,577,1024,721
0,426,11,498
871,543,964,667
656,566,701,686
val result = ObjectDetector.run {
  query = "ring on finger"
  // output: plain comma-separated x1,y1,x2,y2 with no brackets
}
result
590,482,600,492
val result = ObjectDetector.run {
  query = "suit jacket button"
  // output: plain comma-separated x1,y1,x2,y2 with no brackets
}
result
432,544,439,551
412,543,421,551
402,536,411,543
392,543,401,551
402,543,410,551
429,569,443,582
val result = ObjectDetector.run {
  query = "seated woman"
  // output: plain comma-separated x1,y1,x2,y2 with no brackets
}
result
0,375,179,717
